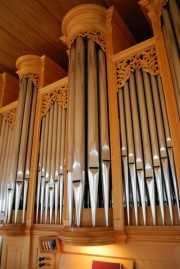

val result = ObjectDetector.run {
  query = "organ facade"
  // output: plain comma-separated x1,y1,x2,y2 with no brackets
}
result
0,0,180,268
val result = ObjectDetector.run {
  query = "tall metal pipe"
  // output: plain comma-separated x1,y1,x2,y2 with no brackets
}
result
59,108,66,225
22,86,37,223
49,102,58,224
124,81,138,225
88,39,99,227
44,105,54,223
54,105,62,224
40,111,49,223
135,69,156,225
129,73,146,225
118,88,130,225
36,116,45,223
72,36,86,227
142,71,165,224
98,48,111,227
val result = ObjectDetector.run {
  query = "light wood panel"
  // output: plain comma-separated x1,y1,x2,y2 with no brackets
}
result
1,236,30,269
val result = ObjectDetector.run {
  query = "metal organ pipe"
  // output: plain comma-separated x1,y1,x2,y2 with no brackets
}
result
118,89,130,225
123,81,138,225
40,111,49,223
72,36,86,227
59,108,66,225
88,39,99,227
98,49,111,227
23,85,38,223
129,73,146,225
135,69,156,225
36,116,45,223
67,46,76,226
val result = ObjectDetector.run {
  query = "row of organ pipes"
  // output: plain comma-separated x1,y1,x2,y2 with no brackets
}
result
0,0,179,227
0,77,37,224
36,102,66,224
118,68,180,225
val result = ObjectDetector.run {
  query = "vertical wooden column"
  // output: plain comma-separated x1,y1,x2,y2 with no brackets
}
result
139,0,180,196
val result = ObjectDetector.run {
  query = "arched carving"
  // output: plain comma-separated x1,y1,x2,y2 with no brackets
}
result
116,46,159,88
3,108,16,129
64,29,106,52
41,85,68,117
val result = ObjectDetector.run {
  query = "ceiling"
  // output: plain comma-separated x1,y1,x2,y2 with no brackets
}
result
0,0,153,77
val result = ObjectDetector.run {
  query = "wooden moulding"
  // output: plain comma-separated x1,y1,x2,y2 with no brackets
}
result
60,4,107,50
60,4,136,53
60,226,117,246
0,223,30,236
16,54,67,89
125,225,180,244
16,55,41,87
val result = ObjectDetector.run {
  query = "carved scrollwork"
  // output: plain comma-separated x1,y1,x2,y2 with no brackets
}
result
116,47,159,88
66,29,106,51
3,108,16,129
41,85,68,117
21,73,39,87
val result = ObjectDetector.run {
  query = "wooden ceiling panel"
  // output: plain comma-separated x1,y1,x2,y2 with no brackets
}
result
0,0,152,77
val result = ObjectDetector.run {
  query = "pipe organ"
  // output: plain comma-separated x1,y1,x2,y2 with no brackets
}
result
0,1,180,269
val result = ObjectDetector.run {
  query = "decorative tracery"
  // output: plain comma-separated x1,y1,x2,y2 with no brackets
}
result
41,85,68,117
65,29,106,52
116,47,159,88
3,108,16,129
21,73,39,87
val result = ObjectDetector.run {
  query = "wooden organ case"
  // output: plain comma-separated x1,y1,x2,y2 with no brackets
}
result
0,1,180,269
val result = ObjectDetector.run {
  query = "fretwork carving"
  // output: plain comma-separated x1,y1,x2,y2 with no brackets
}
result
21,73,39,87
3,108,16,129
116,47,159,88
41,85,68,117
66,29,106,51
